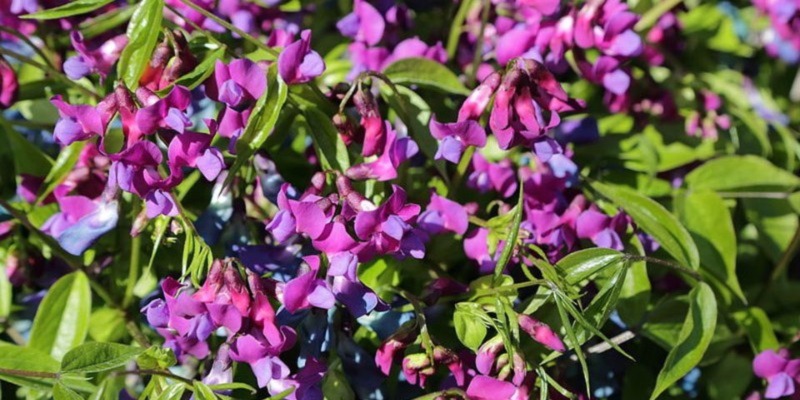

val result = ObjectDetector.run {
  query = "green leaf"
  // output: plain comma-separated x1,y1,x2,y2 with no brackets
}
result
0,261,10,319
29,271,92,361
1,119,53,177
117,0,164,88
37,141,86,203
554,294,590,397
89,307,128,342
382,58,470,96
556,248,625,285
493,186,523,279
685,156,800,193
22,0,113,20
591,181,699,270
0,344,59,390
298,106,350,171
454,308,488,351
321,361,355,400
54,381,84,400
0,129,17,199
617,234,651,325
650,282,717,400
677,190,745,304
574,262,628,343
743,198,799,263
61,343,143,373
192,382,218,400
732,307,779,353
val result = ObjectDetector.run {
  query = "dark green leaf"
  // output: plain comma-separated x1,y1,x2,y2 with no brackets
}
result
574,262,628,343
650,282,717,400
685,156,800,193
298,106,350,171
22,0,113,20
0,129,17,198
382,58,470,96
1,119,53,177
743,198,798,263
61,343,143,373
592,181,699,270
617,234,651,325
677,190,745,304
117,0,164,88
556,248,624,285
732,307,779,353
172,46,226,90
29,271,92,361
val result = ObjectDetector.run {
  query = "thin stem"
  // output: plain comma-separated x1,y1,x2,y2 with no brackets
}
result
175,0,278,57
452,146,475,191
623,254,703,282
0,368,58,379
124,201,143,309
0,48,101,100
116,369,194,385
716,191,792,199
468,0,491,87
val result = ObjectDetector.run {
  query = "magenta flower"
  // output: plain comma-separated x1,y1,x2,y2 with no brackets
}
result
467,153,518,198
574,0,642,57
0,56,18,108
466,375,518,400
63,31,127,80
418,193,469,235
489,59,583,150
206,59,267,111
336,0,385,46
281,256,335,313
345,123,418,181
278,29,325,84
575,206,628,250
42,195,119,255
518,314,565,352
51,95,116,145
352,185,425,261
754,349,800,399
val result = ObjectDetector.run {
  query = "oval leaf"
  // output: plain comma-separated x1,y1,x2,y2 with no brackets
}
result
592,181,700,270
383,58,470,96
454,309,488,351
61,343,144,373
650,282,717,400
0,344,59,390
29,271,92,361
685,155,800,193
677,190,745,304
556,248,625,285
117,0,164,88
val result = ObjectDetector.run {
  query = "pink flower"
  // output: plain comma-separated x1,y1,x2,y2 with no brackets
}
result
754,349,800,399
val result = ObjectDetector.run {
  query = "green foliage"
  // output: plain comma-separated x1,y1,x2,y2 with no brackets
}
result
117,0,164,88
22,0,113,20
382,58,470,96
28,271,92,361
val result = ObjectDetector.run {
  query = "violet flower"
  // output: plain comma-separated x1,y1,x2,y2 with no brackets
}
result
51,94,116,145
418,193,469,236
42,195,119,255
467,153,518,198
575,206,628,250
345,122,418,181
429,117,486,164
63,31,127,80
754,349,800,399
337,0,385,46
278,29,325,84
352,185,425,261
206,59,267,111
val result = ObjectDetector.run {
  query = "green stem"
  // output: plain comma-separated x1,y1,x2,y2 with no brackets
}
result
468,0,491,87
124,201,142,309
0,368,58,379
623,254,703,282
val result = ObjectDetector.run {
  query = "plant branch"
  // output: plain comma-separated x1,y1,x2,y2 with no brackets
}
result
175,0,278,57
623,254,703,282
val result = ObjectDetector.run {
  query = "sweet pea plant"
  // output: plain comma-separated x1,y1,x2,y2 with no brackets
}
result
0,0,799,398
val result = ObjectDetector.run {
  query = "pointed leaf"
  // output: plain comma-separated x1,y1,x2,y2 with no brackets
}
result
685,155,800,193
22,0,113,20
117,0,164,88
29,271,92,361
382,58,470,96
61,343,144,373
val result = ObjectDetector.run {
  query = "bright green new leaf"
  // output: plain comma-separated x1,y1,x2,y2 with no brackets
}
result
0,344,59,390
685,155,800,193
556,248,625,285
22,0,113,20
650,282,717,400
53,382,83,400
117,0,164,88
61,343,143,373
29,271,92,361
493,187,523,279
382,57,470,96
677,190,745,304
454,308,488,351
192,382,218,400
733,307,779,353
592,181,700,270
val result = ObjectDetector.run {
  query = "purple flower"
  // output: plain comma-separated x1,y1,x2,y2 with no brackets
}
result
575,0,642,57
42,195,119,255
134,85,192,134
418,193,469,235
575,206,628,250
63,31,127,80
754,349,800,399
278,29,325,84
0,56,18,109
282,256,336,313
352,185,424,261
337,0,385,46
206,59,267,111
429,118,486,164
345,123,418,181
466,375,518,400
467,153,518,198
51,95,116,145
